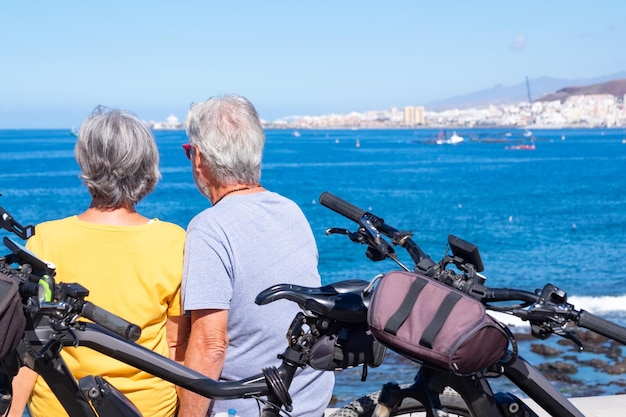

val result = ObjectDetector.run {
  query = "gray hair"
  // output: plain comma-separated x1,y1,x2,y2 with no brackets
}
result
75,106,160,208
185,94,264,185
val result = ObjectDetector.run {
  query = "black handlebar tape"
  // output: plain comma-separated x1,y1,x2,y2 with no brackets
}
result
577,310,626,345
82,302,142,342
319,192,367,223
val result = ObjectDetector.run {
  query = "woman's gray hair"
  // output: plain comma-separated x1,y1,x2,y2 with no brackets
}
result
185,94,264,185
75,106,160,209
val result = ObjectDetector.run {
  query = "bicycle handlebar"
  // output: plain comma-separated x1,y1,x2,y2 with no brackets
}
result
577,310,626,345
319,191,369,224
319,191,626,347
82,302,141,342
485,288,540,304
320,192,436,271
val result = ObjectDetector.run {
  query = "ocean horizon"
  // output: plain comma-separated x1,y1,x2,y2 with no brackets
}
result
2,126,626,410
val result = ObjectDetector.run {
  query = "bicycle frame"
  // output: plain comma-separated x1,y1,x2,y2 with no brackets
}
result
374,352,585,417
16,318,296,417
502,354,584,417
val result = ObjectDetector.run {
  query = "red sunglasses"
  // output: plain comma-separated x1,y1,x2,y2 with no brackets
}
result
182,144,193,160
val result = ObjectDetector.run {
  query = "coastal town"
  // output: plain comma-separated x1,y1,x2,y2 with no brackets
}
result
265,92,626,130
150,92,626,132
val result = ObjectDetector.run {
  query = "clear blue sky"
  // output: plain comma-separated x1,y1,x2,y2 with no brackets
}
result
1,1,625,128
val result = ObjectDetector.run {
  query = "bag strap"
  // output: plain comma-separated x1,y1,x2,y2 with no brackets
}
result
419,292,462,348
383,275,427,335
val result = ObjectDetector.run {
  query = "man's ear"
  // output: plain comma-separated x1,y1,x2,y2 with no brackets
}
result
193,152,213,184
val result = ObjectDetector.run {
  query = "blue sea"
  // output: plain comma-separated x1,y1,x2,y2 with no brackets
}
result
2,127,626,408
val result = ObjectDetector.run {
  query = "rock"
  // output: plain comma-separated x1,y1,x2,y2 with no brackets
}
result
607,344,622,360
530,343,562,356
536,361,578,375
577,358,609,371
576,329,609,344
605,360,626,375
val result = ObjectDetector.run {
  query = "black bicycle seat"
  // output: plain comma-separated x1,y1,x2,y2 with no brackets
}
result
255,279,370,323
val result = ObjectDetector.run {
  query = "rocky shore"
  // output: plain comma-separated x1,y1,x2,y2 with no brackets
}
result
520,329,626,397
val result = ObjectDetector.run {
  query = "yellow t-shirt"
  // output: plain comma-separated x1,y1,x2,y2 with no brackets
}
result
26,216,185,417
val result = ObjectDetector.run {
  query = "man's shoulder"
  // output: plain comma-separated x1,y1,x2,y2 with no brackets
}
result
188,206,217,228
253,190,303,213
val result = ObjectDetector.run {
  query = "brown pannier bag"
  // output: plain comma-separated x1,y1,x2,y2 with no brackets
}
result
0,272,26,361
368,270,509,375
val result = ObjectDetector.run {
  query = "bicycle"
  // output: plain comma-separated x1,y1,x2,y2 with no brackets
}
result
3,191,626,417
315,191,626,417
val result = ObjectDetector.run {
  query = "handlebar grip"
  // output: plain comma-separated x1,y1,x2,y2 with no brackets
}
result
82,302,142,342
319,192,367,223
577,310,626,345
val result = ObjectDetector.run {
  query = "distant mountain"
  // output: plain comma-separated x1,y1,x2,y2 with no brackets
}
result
425,71,626,110
538,79,626,103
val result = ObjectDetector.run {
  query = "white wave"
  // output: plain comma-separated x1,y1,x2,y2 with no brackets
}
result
488,311,529,329
567,295,626,314
0,170,78,179
0,150,74,160
485,295,626,330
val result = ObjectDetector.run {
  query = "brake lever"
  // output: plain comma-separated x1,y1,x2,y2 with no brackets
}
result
325,227,370,244
325,227,349,236
360,216,393,256
325,224,410,271
554,327,584,351
526,301,583,351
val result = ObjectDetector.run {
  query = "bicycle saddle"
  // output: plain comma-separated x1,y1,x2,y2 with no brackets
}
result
255,279,370,323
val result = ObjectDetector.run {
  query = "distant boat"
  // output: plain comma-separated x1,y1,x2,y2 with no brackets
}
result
436,130,464,145
355,138,360,148
505,143,536,151
292,130,301,138
70,127,79,137
523,130,533,138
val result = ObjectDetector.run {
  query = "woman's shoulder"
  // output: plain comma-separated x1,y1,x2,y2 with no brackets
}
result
149,219,186,236
33,216,79,232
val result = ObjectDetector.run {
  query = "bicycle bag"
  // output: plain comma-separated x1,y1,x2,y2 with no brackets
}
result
0,272,26,360
368,270,509,375
308,322,386,371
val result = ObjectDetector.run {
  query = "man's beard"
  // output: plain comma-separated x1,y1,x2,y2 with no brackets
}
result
192,169,212,203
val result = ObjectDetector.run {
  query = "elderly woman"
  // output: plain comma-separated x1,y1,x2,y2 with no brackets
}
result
7,106,188,417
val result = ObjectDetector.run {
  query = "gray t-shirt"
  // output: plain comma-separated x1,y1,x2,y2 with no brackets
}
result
182,191,334,417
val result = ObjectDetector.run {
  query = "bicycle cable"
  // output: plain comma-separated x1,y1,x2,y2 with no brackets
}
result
262,366,293,413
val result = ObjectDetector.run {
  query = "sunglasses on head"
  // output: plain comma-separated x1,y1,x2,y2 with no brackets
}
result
182,144,193,160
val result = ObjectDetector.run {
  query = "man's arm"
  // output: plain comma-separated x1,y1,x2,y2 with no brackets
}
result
177,309,229,417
